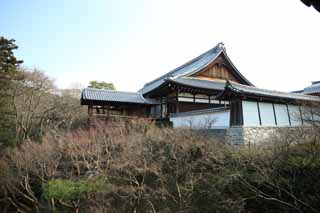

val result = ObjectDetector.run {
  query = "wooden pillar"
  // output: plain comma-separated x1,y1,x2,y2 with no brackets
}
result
229,100,234,126
165,96,169,118
272,103,278,126
286,104,292,126
160,101,163,118
176,90,179,113
299,105,304,125
239,100,243,125
230,99,243,126
88,105,93,116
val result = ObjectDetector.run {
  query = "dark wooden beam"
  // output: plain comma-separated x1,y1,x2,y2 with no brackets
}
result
272,103,278,126
286,104,292,126
257,102,262,125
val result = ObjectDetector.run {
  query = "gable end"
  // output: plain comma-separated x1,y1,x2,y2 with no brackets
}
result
186,51,253,86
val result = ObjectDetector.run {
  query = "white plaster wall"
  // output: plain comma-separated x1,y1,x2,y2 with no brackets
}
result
242,101,260,126
259,102,276,126
314,111,320,122
243,101,305,127
274,104,290,126
288,105,302,126
170,110,230,129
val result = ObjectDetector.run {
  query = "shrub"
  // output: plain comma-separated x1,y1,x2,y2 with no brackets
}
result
0,122,320,212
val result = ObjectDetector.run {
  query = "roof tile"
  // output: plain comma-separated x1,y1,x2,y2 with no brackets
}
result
81,88,159,104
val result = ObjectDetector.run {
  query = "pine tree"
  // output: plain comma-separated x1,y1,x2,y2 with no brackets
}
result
0,37,23,147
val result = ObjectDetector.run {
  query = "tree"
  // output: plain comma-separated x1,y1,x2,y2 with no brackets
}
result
88,80,115,90
12,69,87,143
0,36,23,76
12,69,56,142
0,37,23,147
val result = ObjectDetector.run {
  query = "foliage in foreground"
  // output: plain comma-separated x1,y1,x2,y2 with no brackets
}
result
0,122,320,212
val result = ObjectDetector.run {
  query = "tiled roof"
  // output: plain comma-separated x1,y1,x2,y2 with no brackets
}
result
303,81,320,95
139,43,226,94
227,82,320,102
81,88,159,105
169,77,226,91
169,78,320,102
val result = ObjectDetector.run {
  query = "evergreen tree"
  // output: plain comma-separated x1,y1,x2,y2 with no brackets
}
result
0,37,23,147
88,80,115,90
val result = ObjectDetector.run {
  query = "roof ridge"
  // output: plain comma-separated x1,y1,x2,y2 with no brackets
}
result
85,87,140,94
175,49,223,79
182,76,226,82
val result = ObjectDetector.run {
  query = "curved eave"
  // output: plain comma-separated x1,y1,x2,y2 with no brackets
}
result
225,81,320,103
81,98,151,106
221,51,254,86
144,78,226,97
167,79,224,93
80,88,159,105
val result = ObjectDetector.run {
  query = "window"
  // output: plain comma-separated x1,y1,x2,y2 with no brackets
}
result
178,92,193,97
178,93,194,102
195,94,209,103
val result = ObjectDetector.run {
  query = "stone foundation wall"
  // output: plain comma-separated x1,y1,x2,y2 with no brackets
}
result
225,126,317,145
242,127,277,145
198,126,317,145
225,127,244,145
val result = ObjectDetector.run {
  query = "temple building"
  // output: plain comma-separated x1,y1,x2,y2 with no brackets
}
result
81,43,320,143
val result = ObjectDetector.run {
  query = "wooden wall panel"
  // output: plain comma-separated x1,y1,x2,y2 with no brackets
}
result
177,102,221,113
194,63,239,82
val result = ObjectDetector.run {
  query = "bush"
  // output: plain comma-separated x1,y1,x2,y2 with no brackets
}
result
44,178,107,201
0,122,320,212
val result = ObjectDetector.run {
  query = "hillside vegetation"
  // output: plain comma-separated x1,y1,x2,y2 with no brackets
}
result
1,121,320,213
1,36,320,213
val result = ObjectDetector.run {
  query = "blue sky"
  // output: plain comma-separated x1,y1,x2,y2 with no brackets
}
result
1,0,320,92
